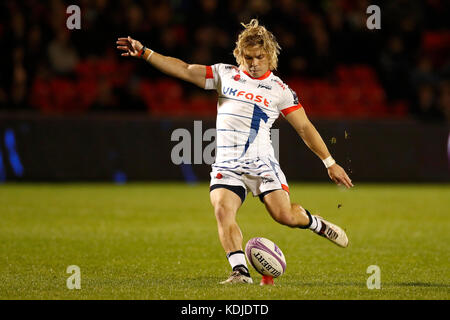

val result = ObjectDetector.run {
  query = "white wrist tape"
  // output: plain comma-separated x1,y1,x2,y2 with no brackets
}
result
146,50,154,61
141,48,154,61
323,156,336,168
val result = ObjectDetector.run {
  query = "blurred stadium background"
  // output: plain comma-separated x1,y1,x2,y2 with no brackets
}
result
0,0,449,301
0,0,449,183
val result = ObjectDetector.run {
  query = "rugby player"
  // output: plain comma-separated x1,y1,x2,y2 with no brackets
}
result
117,19,353,284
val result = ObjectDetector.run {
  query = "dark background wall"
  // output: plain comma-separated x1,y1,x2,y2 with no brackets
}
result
1,113,448,183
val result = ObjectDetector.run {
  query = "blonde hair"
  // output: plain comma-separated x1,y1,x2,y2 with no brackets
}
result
233,19,281,71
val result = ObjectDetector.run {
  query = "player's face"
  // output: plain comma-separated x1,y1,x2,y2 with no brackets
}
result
242,46,270,78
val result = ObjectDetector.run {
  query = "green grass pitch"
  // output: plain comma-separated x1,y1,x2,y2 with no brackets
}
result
0,182,449,300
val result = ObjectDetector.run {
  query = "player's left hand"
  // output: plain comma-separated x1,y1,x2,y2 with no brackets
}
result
116,36,144,57
327,164,353,188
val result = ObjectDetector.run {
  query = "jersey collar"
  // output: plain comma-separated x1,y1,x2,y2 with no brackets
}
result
243,69,272,80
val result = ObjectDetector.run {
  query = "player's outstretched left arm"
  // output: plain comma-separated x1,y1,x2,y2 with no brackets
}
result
116,36,207,88
285,108,353,188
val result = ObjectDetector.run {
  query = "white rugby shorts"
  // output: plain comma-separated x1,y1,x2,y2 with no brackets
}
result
210,156,289,199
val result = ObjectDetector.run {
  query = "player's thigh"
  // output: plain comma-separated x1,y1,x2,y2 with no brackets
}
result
262,189,292,220
210,187,243,221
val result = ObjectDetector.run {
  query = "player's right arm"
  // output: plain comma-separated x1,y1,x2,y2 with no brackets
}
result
285,108,353,189
116,36,207,88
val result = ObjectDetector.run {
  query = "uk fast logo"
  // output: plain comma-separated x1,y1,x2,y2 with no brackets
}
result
222,87,271,107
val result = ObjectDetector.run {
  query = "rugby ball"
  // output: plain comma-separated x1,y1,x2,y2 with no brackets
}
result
245,237,286,278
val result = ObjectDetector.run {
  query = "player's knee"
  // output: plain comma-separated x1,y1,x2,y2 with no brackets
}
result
213,203,236,225
272,209,297,227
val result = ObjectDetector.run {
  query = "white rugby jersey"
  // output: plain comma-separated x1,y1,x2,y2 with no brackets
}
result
204,63,302,163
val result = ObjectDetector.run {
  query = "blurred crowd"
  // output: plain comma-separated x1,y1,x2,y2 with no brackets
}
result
0,0,449,122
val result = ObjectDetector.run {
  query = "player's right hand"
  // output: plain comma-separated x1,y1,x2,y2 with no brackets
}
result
327,163,353,189
116,36,144,57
